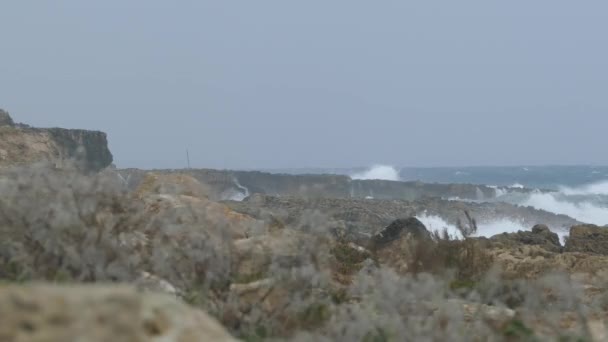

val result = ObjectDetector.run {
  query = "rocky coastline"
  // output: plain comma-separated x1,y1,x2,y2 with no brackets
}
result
1,111,608,341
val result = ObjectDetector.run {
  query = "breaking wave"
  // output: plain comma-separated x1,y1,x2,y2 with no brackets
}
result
434,181,608,237
520,193,608,226
416,213,531,240
494,181,608,226
559,181,608,196
351,165,401,181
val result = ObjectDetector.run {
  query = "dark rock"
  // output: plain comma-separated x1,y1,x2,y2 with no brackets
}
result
46,128,113,172
372,217,431,248
490,224,562,252
0,109,14,126
529,224,561,247
0,120,113,172
565,225,608,255
532,224,551,235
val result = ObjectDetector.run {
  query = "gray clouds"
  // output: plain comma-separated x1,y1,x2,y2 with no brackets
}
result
1,1,607,168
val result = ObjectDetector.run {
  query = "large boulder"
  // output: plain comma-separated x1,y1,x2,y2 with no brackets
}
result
565,224,608,255
368,218,433,274
489,224,562,253
371,217,430,248
140,192,261,241
0,284,237,342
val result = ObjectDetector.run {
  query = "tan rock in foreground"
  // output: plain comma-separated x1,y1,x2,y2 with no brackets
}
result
135,173,212,199
0,284,237,342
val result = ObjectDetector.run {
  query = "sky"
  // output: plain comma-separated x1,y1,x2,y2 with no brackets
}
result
1,1,607,169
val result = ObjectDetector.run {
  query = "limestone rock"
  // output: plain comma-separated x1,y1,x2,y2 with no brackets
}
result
490,244,608,279
141,193,261,240
489,224,562,252
135,173,212,199
0,284,237,342
232,229,316,280
0,124,112,172
565,225,608,255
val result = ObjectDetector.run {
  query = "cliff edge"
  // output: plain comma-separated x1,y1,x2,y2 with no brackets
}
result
0,109,113,172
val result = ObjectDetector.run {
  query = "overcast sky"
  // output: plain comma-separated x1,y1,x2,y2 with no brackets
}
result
1,1,607,169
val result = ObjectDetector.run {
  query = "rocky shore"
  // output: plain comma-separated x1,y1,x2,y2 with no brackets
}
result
1,111,608,341
116,167,539,202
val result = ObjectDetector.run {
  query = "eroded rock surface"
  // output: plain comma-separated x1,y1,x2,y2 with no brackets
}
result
0,284,237,342
0,110,112,172
489,224,562,252
565,224,608,255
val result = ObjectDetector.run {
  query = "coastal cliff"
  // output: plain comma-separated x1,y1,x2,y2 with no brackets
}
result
0,109,113,172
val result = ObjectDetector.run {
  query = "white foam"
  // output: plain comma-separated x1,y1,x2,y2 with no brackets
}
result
495,188,508,197
416,213,463,239
454,180,608,226
475,187,485,200
522,192,608,226
351,165,401,181
416,213,530,240
556,231,569,245
475,219,530,237
221,178,250,201
488,185,508,198
510,183,525,189
559,181,608,196
233,178,250,198
228,191,248,201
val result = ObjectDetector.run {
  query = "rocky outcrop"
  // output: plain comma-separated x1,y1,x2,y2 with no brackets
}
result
135,172,212,199
372,217,431,248
225,195,579,243
0,284,237,342
565,224,608,255
0,110,113,172
489,244,608,280
489,224,562,252
46,128,113,171
140,190,260,241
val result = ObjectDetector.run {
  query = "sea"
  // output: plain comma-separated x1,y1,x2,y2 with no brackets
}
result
262,165,608,239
